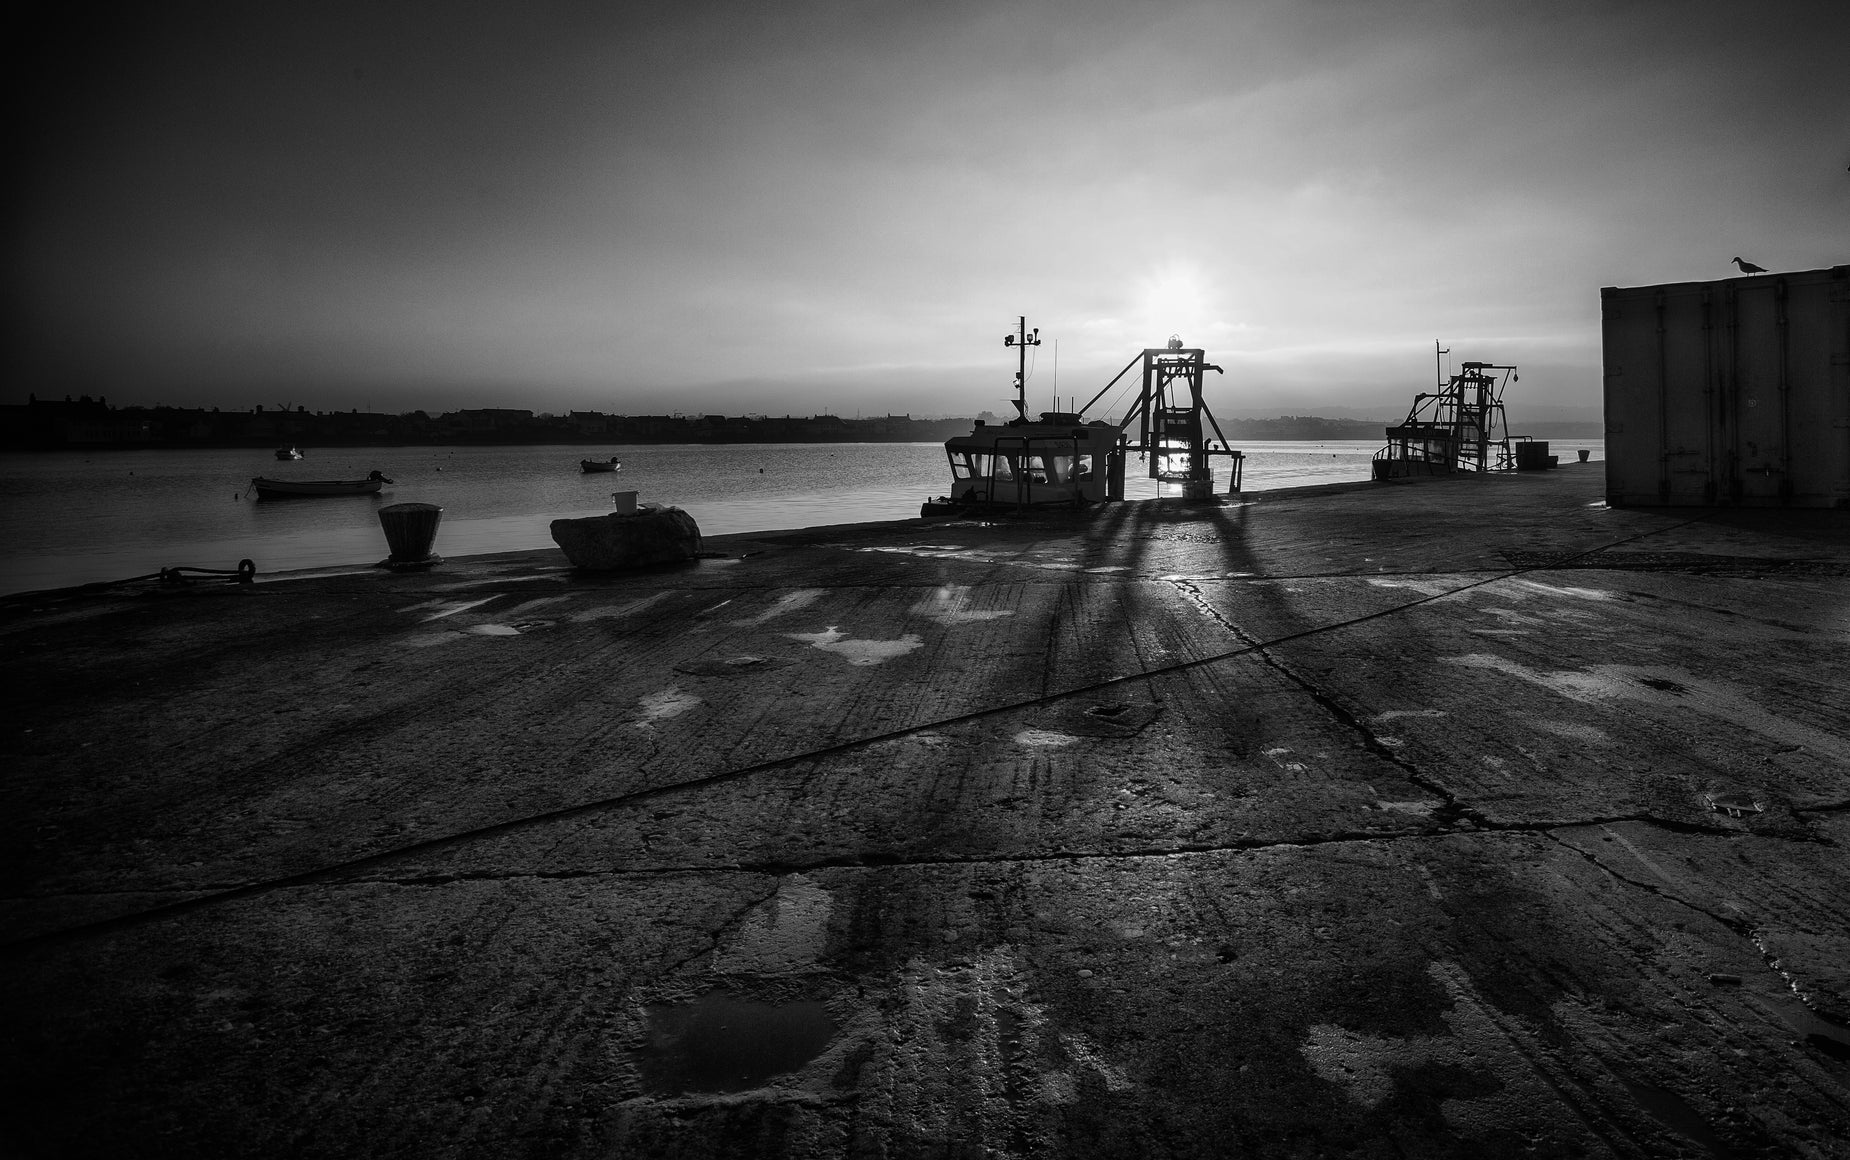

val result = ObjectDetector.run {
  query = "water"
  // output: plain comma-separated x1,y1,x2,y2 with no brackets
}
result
634,993,837,1094
0,439,1603,596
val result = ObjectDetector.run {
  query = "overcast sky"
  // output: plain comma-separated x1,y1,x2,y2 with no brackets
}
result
7,0,1846,420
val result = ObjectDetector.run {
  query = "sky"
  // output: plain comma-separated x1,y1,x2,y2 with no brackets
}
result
6,0,1847,422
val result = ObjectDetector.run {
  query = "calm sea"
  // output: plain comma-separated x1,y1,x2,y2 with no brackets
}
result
0,439,1603,596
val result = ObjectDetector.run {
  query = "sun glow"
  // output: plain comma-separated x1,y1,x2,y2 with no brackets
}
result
1133,262,1227,349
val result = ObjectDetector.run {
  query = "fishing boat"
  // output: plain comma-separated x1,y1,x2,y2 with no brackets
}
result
580,457,622,473
926,321,1243,515
1371,346,1542,479
250,471,392,499
275,446,304,460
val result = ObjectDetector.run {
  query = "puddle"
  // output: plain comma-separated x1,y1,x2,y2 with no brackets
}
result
1763,997,1850,1061
1619,1077,1728,1158
1791,1010,1850,1060
634,993,837,1094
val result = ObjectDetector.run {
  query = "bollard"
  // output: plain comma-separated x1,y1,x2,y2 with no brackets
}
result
612,490,638,515
377,502,443,570
1578,449,1590,463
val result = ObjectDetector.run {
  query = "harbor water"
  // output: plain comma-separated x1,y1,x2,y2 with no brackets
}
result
0,439,1602,596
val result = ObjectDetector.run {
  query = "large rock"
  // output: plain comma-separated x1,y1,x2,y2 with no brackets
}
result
549,506,702,570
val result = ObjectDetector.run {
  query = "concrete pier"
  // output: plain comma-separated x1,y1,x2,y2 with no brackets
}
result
3,463,1847,1158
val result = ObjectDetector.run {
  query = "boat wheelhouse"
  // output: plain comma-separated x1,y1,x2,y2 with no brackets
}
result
943,413,1118,508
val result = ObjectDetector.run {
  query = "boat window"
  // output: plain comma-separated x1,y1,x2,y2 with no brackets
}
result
992,455,1014,482
948,451,974,479
1046,455,1072,483
1073,452,1094,481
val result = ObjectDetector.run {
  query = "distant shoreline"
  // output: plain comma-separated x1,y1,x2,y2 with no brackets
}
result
2,397,1603,452
1,430,1607,453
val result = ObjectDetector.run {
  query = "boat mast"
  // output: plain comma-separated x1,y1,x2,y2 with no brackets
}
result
1002,316,1041,422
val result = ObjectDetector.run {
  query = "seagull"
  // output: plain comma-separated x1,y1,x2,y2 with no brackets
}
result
1732,256,1767,274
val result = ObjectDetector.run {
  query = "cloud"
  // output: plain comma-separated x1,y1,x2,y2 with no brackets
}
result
6,0,1845,414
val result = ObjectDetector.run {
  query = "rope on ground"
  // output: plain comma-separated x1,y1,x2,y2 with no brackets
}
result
3,560,258,606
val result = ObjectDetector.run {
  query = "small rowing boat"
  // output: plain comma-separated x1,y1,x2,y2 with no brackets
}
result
580,457,622,473
250,470,392,498
275,446,304,460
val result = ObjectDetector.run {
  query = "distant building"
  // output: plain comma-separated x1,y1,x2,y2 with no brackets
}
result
437,408,536,438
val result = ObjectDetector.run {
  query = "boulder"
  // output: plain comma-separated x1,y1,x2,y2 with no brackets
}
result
550,506,702,570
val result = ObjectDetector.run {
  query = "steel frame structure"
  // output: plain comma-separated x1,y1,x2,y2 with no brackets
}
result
1079,338,1245,496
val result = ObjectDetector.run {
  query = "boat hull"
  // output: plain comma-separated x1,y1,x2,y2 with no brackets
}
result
580,460,621,473
251,477,385,498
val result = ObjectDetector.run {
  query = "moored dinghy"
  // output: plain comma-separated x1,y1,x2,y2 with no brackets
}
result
250,470,393,498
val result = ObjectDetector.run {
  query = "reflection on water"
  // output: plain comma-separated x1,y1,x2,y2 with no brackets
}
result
0,439,1603,595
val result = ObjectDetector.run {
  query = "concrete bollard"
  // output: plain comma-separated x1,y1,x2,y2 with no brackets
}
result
377,502,443,570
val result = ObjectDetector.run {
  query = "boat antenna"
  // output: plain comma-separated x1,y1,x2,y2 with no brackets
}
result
1002,315,1041,422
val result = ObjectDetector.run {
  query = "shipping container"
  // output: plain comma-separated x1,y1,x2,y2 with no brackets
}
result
1601,264,1850,508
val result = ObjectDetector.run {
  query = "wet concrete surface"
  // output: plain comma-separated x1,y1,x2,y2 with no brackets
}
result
3,463,1848,1158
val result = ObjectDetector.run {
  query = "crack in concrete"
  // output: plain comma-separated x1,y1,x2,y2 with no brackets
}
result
29,812,1734,893
1747,931,1850,1038
1166,576,1492,834
1540,828,1753,935
657,880,783,978
1794,798,1850,816
1541,828,1850,1038
0,809,1770,957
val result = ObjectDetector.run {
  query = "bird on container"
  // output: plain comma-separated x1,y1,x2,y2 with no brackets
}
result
1732,256,1767,274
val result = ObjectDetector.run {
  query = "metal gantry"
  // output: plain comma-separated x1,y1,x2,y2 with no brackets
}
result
1078,336,1245,496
